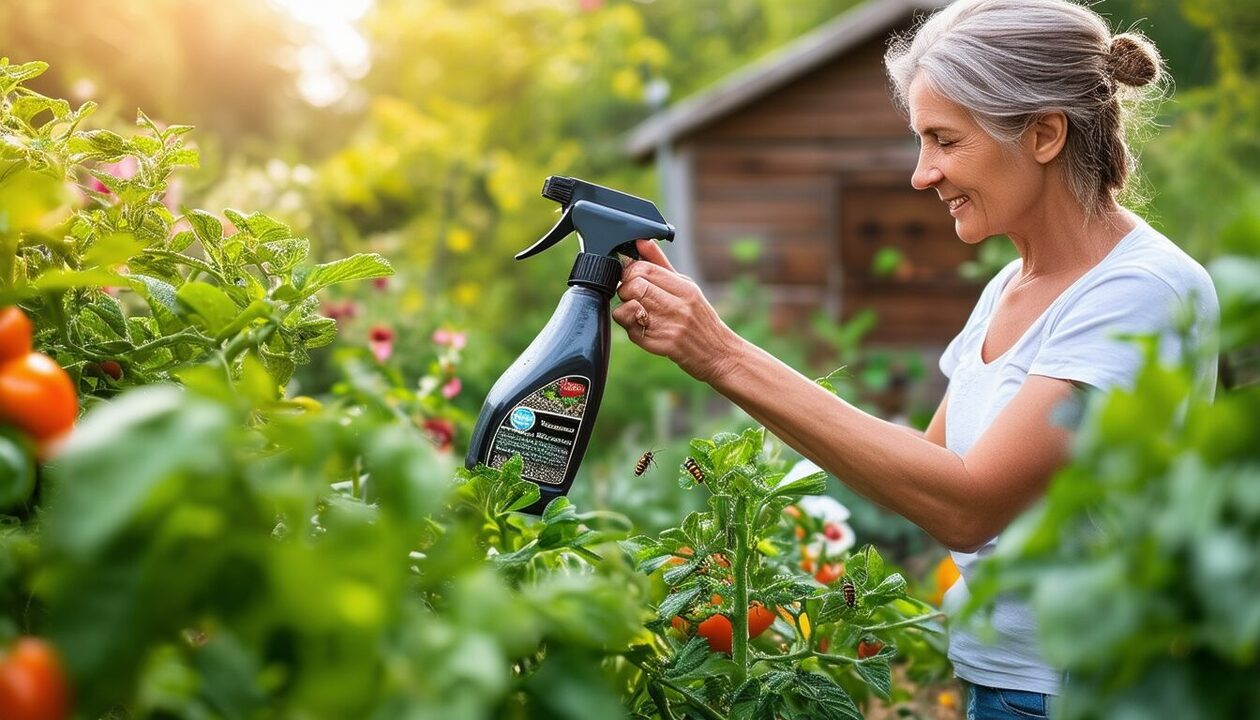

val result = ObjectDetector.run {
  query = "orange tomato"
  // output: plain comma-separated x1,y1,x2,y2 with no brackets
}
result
931,555,961,605
0,637,71,720
0,353,77,442
813,562,844,585
0,308,33,364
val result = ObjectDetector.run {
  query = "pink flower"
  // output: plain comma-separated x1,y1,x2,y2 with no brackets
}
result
579,0,604,10
372,277,390,291
422,417,455,452
322,299,358,321
441,377,462,399
163,177,183,212
369,325,395,363
89,156,138,194
433,328,467,350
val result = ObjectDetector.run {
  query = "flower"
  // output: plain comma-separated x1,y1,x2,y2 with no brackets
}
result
432,328,467,350
441,377,462,399
781,459,856,557
422,417,455,452
89,156,138,195
372,277,390,291
322,299,358,321
368,325,395,363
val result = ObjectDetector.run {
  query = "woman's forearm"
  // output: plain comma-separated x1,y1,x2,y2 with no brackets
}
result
709,333,984,550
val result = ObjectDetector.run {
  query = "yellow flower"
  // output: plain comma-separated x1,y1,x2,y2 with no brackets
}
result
454,281,481,306
446,227,473,253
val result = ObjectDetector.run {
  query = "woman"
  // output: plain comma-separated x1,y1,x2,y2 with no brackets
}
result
612,0,1219,717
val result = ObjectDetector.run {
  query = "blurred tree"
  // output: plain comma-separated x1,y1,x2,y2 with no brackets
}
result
0,0,312,148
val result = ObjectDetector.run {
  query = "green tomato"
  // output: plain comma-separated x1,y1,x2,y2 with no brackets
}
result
0,426,36,509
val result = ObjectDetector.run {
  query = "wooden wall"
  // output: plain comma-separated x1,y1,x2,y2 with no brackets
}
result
680,33,984,348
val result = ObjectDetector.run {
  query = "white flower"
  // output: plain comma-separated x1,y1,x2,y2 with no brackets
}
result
782,459,856,556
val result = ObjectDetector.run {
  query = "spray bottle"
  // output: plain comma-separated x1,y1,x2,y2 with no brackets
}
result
465,176,674,515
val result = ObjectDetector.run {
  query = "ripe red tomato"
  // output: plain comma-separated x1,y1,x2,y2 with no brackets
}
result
97,360,123,380
672,599,777,654
0,637,71,720
857,638,884,660
0,353,78,442
0,307,33,364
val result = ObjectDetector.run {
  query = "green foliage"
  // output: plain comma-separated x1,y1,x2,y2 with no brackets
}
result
620,428,944,719
0,60,392,392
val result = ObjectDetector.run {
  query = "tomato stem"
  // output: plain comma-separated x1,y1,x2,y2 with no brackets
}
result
731,494,749,686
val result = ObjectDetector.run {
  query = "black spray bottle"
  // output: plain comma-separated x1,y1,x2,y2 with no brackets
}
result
465,176,674,515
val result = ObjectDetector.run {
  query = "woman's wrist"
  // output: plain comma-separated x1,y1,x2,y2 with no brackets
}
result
697,323,747,388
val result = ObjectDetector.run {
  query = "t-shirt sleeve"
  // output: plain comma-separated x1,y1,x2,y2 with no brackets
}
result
1029,269,1186,391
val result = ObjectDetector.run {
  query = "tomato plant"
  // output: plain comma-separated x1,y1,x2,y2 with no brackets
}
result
622,427,944,718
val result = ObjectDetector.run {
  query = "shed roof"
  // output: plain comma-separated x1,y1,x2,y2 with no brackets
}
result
625,0,949,158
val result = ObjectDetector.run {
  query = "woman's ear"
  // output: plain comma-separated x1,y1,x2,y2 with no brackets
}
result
1027,111,1068,165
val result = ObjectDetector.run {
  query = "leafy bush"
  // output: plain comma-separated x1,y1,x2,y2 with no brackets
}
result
0,58,391,398
1,60,949,719
965,255,1260,718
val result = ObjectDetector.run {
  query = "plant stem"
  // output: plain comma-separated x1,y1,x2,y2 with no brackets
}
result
623,657,726,720
731,494,749,687
862,612,944,633
654,676,726,720
647,683,677,720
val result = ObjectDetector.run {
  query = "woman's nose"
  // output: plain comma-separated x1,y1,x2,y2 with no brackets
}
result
911,151,942,190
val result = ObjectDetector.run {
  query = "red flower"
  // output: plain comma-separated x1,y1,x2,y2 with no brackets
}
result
422,417,455,452
369,325,395,362
372,276,390,291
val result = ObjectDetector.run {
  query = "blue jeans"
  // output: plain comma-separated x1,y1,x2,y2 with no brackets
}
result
965,682,1052,719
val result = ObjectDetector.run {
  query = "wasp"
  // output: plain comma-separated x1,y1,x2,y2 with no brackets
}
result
682,456,706,484
842,578,857,608
634,449,660,476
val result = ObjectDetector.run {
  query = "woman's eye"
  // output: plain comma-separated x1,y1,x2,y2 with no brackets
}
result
936,138,954,147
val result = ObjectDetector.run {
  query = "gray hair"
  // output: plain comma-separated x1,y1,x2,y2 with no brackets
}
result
885,0,1167,214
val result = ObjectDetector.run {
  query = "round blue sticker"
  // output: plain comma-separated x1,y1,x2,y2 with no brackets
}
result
509,407,536,431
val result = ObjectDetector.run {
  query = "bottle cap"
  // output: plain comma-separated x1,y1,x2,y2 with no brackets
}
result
568,252,622,295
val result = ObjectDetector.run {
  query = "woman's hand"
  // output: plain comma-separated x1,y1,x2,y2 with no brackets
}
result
612,239,741,384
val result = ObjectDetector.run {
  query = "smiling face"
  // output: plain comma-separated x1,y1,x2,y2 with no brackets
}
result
907,75,1048,244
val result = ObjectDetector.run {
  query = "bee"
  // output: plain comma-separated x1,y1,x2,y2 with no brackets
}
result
633,449,660,476
682,456,706,484
842,578,857,608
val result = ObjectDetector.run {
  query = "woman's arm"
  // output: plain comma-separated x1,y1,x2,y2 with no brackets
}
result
709,335,1078,551
614,242,1079,551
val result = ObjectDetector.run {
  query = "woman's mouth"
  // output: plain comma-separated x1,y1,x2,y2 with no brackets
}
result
946,195,970,215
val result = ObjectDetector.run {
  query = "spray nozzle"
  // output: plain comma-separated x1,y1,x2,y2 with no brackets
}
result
516,176,674,262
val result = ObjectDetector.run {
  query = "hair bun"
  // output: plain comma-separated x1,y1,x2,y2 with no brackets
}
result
1108,34,1160,87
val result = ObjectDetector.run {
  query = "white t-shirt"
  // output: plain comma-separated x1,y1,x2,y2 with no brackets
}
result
939,217,1219,695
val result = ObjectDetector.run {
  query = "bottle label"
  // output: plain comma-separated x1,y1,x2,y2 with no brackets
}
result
487,375,589,486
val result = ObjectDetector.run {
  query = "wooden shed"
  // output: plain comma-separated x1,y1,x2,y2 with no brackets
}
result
627,0,982,351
